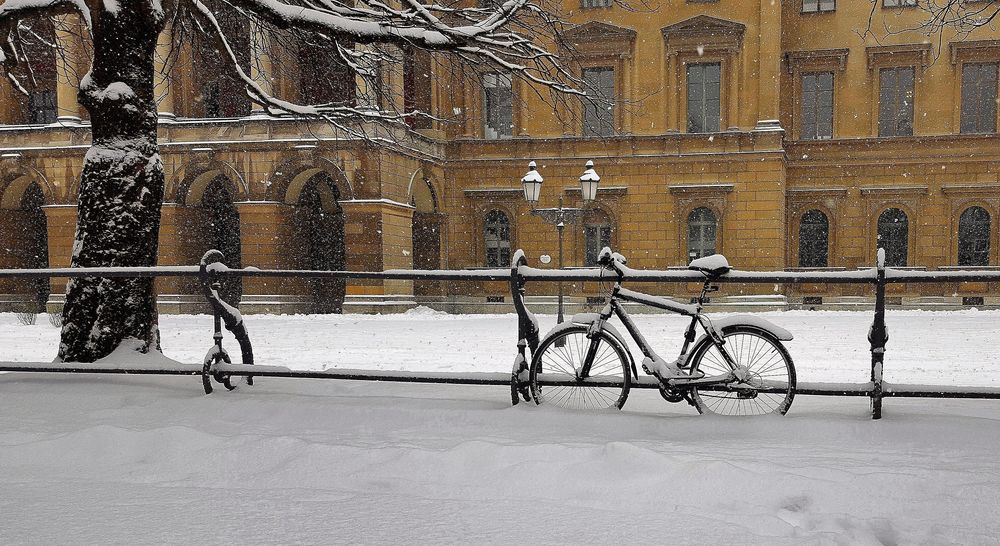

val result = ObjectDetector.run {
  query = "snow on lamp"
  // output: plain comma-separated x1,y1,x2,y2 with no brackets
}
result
521,161,543,206
579,160,600,203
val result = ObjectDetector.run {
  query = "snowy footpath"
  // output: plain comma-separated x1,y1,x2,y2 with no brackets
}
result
2,310,1000,544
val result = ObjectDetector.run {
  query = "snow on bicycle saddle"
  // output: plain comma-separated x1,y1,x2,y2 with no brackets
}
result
688,254,731,277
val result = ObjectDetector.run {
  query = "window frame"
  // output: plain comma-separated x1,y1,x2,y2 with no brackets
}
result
584,222,613,266
878,66,915,137
958,206,991,267
801,0,835,13
883,0,916,7
687,206,718,263
685,62,722,134
960,62,998,134
800,71,834,140
481,73,514,140
876,207,910,267
581,66,616,137
483,209,512,268
798,209,830,268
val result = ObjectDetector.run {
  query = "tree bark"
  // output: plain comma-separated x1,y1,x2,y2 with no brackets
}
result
58,2,166,362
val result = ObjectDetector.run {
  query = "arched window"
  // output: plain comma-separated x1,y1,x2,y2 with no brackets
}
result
958,206,991,267
687,207,717,263
798,209,829,267
877,208,908,267
484,210,511,267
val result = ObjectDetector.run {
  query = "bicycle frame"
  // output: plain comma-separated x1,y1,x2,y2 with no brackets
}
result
579,279,740,388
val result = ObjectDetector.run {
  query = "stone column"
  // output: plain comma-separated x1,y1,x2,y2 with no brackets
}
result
340,199,415,312
249,22,274,115
154,24,176,121
234,201,296,311
53,15,84,124
755,1,782,131
40,204,77,301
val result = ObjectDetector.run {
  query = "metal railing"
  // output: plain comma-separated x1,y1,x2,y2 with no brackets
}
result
2,248,1000,419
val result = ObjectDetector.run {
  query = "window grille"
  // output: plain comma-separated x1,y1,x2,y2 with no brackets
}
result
482,74,513,139
687,207,717,262
960,63,998,134
878,67,914,137
484,210,511,267
582,67,615,137
802,0,835,12
585,224,612,265
801,72,833,140
687,63,721,133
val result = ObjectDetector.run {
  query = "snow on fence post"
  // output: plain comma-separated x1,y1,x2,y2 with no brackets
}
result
199,250,255,394
509,249,539,405
869,248,888,420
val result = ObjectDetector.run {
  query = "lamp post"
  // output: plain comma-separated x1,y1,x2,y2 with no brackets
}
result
521,160,601,325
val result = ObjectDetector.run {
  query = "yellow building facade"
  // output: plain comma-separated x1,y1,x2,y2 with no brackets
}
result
0,1,998,312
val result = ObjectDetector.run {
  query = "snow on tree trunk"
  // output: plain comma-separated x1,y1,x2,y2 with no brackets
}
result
58,2,166,362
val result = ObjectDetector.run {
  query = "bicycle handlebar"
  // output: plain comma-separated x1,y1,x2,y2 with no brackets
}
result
596,247,627,281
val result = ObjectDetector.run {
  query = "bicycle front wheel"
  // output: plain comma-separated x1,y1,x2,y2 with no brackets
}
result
689,326,796,416
529,325,631,410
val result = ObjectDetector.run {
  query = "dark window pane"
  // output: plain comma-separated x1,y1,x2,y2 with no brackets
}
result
687,207,718,262
802,71,833,139
483,73,513,139
877,208,909,266
879,67,914,137
958,206,991,266
799,209,829,267
961,63,998,134
687,63,721,133
484,210,511,267
583,67,615,137
585,224,612,265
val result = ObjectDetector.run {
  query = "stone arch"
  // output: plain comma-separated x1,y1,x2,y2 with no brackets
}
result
171,159,249,206
407,170,439,213
290,170,347,313
408,174,444,296
0,163,56,209
171,167,244,304
266,156,354,204
0,174,50,309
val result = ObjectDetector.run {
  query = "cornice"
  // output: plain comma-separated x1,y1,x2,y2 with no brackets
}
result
784,48,849,74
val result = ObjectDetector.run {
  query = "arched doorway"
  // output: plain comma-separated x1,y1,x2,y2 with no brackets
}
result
292,172,346,313
411,177,442,297
0,182,49,310
201,176,242,304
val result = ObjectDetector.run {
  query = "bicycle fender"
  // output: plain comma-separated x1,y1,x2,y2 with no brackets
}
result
702,315,794,341
563,313,639,379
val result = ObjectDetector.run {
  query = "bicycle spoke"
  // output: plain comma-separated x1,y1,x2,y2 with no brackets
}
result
531,328,630,411
691,330,794,416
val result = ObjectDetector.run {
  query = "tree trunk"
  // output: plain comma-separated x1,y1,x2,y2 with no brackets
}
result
57,3,166,362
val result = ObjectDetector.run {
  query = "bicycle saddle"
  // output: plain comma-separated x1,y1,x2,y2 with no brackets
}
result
688,254,730,278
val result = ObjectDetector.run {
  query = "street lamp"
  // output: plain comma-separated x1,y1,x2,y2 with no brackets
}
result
521,160,602,325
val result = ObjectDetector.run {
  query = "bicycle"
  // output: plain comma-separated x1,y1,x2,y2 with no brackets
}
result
528,248,796,416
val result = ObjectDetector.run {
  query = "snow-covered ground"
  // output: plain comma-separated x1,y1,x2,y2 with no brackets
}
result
2,310,1000,544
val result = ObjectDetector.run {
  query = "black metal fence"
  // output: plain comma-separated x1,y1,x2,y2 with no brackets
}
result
2,248,1000,419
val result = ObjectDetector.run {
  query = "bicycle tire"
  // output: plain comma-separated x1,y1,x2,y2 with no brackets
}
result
688,325,796,416
529,325,631,410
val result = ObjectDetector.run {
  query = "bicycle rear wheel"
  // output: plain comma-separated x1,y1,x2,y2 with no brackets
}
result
688,326,795,415
529,325,631,410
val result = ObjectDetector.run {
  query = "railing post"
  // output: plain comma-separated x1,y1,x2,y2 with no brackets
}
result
509,249,539,405
869,248,888,419
199,250,255,394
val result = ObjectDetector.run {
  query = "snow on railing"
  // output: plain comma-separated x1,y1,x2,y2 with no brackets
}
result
3,248,1000,419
